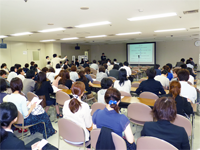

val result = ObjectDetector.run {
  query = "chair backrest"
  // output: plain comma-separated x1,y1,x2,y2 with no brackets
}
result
131,82,140,87
27,92,38,102
15,111,24,125
127,103,153,122
93,81,101,84
172,114,192,137
90,129,127,150
108,76,117,80
58,84,69,89
89,74,96,79
90,69,97,75
120,91,131,97
56,91,70,105
139,92,159,100
91,103,106,115
58,118,85,142
139,78,146,82
137,136,178,150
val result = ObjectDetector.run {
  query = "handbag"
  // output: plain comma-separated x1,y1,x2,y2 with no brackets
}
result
38,95,46,108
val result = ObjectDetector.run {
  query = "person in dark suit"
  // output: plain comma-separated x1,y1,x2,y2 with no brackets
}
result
101,53,106,61
175,58,185,67
0,102,41,150
141,97,190,150
135,67,166,96
109,64,120,79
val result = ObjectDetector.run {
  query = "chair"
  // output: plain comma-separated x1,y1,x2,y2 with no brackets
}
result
90,68,97,75
56,90,70,106
139,92,159,100
91,103,106,116
27,92,38,102
89,74,96,79
127,103,153,133
108,76,117,80
14,111,47,140
58,84,69,89
90,129,127,150
137,136,178,150
131,82,140,87
120,91,132,97
58,118,90,150
138,78,146,82
93,81,101,84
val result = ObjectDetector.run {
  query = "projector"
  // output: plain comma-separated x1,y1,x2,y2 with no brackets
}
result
0,39,7,49
75,44,80,50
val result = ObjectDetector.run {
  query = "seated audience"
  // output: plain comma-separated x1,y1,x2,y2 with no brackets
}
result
119,61,131,77
175,58,185,67
1,63,9,74
154,64,161,75
141,97,190,150
75,58,80,67
35,72,61,117
177,69,197,103
46,61,51,69
0,79,8,103
62,60,70,69
119,62,123,68
98,78,113,104
107,62,114,71
186,59,193,69
107,59,111,66
69,65,79,82
22,70,35,97
90,60,99,70
166,63,173,74
154,70,169,89
171,68,181,81
17,69,25,82
103,63,109,76
41,67,48,74
63,81,93,144
30,61,35,70
85,67,93,83
7,77,56,138
135,68,166,96
163,65,173,81
33,64,40,73
7,66,17,82
93,88,136,149
187,68,194,85
46,67,56,83
55,63,61,75
189,57,195,66
23,63,29,73
15,64,21,70
70,61,75,67
114,69,131,93
113,58,119,65
96,66,108,82
83,61,90,68
80,58,84,64
0,70,10,87
109,64,119,80
57,70,72,89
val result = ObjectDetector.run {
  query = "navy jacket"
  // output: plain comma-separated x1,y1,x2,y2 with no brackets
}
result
35,81,53,100
141,120,190,150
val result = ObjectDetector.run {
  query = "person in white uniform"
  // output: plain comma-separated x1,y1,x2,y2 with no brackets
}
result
51,54,67,69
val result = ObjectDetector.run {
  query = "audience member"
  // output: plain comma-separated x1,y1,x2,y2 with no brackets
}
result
171,68,181,81
57,70,72,89
33,64,40,73
186,59,193,69
175,58,185,67
85,67,93,83
107,62,114,71
103,63,109,76
0,79,7,103
7,66,17,82
75,58,80,67
166,63,173,74
69,65,79,82
109,64,119,80
90,60,99,70
51,54,67,69
120,61,131,77
83,61,90,68
22,70,35,97
15,64,21,70
113,58,119,65
46,61,51,69
101,53,106,61
46,67,56,83
154,64,161,75
70,61,75,67
154,69,169,89
17,68,25,82
41,67,48,74
46,56,50,63
1,63,9,74
80,58,84,64
96,66,108,82
23,63,29,73
55,64,61,75
0,70,10,87
163,65,173,81
107,59,111,66
187,68,194,85
30,61,35,70
189,57,195,66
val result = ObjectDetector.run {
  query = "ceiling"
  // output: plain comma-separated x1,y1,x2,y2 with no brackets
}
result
0,0,200,45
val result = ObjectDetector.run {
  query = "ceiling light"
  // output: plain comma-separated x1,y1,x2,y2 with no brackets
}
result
127,12,177,21
11,32,32,36
116,32,141,35
154,28,186,32
61,37,79,40
0,35,8,38
40,39,56,42
85,35,107,38
38,28,66,33
75,21,111,28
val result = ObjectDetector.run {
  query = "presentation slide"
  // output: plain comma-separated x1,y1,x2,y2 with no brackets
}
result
126,42,156,65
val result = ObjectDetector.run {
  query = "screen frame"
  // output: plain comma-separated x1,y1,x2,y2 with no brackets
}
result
126,42,156,66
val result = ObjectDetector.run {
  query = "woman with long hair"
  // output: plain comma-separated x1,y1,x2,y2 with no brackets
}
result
69,65,79,82
57,70,72,89
63,81,93,144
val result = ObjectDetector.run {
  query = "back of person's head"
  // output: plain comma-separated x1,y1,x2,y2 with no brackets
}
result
15,64,21,69
55,64,61,69
119,62,123,67
69,81,85,113
118,69,127,86
53,54,57,58
48,67,55,73
0,102,18,142
0,79,7,93
114,58,117,62
124,61,129,66
85,67,90,74
63,65,68,70
180,64,187,69
166,63,172,69
154,64,160,69
186,59,191,64
60,61,62,65
152,97,177,122
78,71,87,83
36,72,46,89
1,63,6,69
173,68,181,75
169,81,181,99
163,65,170,73
113,64,119,70
103,63,108,69
34,64,38,68
105,88,121,113
0,70,7,76
46,56,49,59
71,65,77,71
146,67,156,79
47,61,51,65
189,57,193,61
26,70,35,79
101,78,113,89
25,63,29,68
99,66,105,73
17,68,23,74
161,69,168,75
59,70,70,84
30,61,35,66
42,67,48,73
10,66,16,72
177,69,189,81
181,58,185,62
10,77,23,93
93,60,96,63
98,60,101,65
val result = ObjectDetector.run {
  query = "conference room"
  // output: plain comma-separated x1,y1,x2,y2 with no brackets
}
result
0,0,200,150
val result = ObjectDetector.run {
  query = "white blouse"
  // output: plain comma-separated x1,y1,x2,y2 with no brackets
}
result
114,80,131,93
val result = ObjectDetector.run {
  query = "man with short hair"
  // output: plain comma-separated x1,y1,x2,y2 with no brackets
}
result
113,58,119,65
101,53,106,61
119,61,131,77
51,54,67,69
46,61,51,69
17,69,25,82
90,60,99,70
46,56,50,64
22,70,35,96
83,61,90,68
154,64,161,75
0,70,10,87
154,70,169,89
189,57,195,66
175,58,185,67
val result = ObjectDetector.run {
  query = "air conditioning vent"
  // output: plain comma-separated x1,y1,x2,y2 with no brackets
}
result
190,27,199,29
108,34,115,36
183,9,198,14
66,26,75,29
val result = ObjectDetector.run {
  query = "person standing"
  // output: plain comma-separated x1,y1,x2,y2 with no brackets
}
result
51,54,67,69
101,53,106,62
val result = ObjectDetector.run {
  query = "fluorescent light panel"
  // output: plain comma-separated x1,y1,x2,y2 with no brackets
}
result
128,12,177,21
40,39,56,42
116,32,141,35
75,21,111,28
61,37,79,40
85,35,107,38
11,32,32,36
0,35,7,38
154,28,186,32
38,28,66,33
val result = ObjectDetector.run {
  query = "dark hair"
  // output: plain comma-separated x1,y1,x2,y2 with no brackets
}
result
36,72,46,89
189,57,193,60
98,60,101,64
10,66,16,72
177,69,189,81
161,70,168,75
173,68,181,74
55,64,61,69
17,68,23,74
169,81,181,99
63,65,68,70
0,102,18,142
69,81,85,113
113,64,119,70
186,67,193,75
181,58,185,62
119,62,123,67
15,64,21,69
186,59,191,65
48,67,55,73
114,59,117,62
152,97,177,122
93,60,96,63
163,65,170,73
85,67,90,74
146,68,156,79
59,70,70,85
78,71,87,83
103,64,108,70
180,64,187,69
26,70,35,79
34,64,38,68
30,61,35,66
124,61,129,66
101,78,113,89
47,61,51,65
0,79,7,92
25,63,29,68
102,53,104,55
46,56,49,59
99,66,105,73
0,70,7,76
1,63,6,69
118,69,128,86
166,63,172,69
154,64,160,69
10,77,23,93
105,88,121,113
71,65,77,71
41,67,48,73
53,54,57,58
